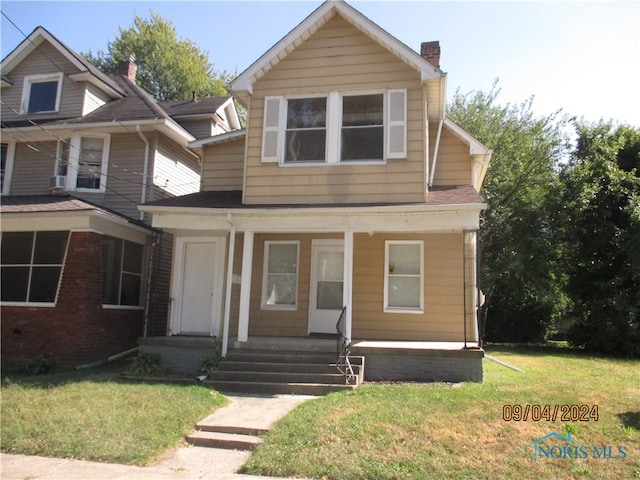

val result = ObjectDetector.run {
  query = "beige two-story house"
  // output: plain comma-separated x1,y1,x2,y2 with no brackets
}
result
0,26,240,368
140,0,491,386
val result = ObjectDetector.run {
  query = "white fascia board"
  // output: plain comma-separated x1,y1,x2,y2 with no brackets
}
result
230,1,441,96
188,130,247,150
141,204,484,233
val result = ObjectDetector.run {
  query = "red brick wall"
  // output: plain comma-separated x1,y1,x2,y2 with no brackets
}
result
1,231,143,369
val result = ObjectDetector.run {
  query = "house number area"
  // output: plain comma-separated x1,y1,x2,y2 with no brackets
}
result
503,404,599,422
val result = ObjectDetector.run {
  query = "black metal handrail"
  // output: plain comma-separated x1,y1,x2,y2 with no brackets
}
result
336,306,356,385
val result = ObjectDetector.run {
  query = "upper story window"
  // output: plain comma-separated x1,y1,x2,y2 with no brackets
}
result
21,73,63,114
55,134,110,192
262,89,406,165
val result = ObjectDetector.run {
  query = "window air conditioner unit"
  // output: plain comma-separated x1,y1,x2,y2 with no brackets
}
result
49,175,66,190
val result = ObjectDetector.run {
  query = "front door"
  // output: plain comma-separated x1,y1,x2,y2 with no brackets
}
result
309,240,344,334
175,240,219,335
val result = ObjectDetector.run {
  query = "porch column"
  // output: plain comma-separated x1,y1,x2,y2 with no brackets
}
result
222,227,236,357
343,230,354,342
237,231,254,343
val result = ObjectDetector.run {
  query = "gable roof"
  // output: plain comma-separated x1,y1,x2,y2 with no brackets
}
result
1,26,124,99
230,0,442,100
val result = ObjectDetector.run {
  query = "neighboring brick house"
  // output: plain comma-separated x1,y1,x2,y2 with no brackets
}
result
139,0,492,384
0,26,240,368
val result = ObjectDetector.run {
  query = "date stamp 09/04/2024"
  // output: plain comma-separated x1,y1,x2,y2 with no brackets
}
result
503,404,599,422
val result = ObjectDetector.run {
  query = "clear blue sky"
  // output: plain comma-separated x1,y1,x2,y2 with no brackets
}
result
2,1,639,126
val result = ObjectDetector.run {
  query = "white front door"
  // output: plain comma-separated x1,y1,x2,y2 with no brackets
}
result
309,240,344,334
173,240,221,335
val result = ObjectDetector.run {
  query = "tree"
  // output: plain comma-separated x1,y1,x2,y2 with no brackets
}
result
448,81,571,343
84,11,230,101
559,121,640,357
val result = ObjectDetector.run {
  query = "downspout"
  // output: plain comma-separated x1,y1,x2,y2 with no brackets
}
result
136,125,150,222
462,230,468,348
428,75,447,187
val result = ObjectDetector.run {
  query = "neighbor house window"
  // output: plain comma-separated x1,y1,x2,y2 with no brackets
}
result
262,241,299,309
1,142,15,195
0,231,69,304
261,89,406,164
384,240,424,312
56,134,110,192
21,73,63,113
102,236,144,306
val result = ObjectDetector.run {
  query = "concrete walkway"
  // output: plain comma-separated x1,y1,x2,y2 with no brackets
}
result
1,393,314,480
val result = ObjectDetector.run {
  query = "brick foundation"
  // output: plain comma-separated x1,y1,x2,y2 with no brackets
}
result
1,231,143,369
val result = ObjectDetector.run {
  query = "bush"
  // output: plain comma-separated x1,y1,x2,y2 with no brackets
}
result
24,354,57,375
126,352,167,376
198,344,223,377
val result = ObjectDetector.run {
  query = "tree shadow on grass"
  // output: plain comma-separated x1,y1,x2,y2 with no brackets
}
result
618,412,640,431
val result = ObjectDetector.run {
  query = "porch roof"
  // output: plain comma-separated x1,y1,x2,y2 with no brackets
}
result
141,185,484,210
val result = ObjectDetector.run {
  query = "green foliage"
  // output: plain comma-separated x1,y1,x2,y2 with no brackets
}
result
126,352,167,376
84,11,230,101
559,121,640,358
448,80,571,343
24,353,57,375
198,344,223,376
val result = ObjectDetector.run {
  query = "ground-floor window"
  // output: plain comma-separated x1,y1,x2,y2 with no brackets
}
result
102,236,144,306
262,241,299,309
384,240,424,312
0,231,69,304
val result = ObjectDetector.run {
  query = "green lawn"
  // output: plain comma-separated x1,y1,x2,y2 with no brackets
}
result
0,362,227,465
242,345,640,480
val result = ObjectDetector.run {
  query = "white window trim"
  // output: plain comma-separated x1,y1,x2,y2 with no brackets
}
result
56,133,111,193
261,240,300,310
1,141,16,196
383,240,424,314
20,73,64,114
267,89,406,167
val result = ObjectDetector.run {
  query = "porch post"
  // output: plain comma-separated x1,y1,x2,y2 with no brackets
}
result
238,231,254,343
343,230,354,342
222,227,236,357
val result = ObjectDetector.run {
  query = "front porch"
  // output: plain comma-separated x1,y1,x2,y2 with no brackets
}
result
139,335,484,385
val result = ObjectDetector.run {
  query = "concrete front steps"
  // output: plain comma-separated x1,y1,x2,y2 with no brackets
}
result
203,349,365,396
186,424,265,451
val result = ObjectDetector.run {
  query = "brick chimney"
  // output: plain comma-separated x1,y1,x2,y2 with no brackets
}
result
420,41,440,68
118,55,137,83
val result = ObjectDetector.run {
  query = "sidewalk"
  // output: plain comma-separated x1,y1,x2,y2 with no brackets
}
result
1,393,314,480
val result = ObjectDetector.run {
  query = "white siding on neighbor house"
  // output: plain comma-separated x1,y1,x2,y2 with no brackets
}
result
243,15,427,205
82,84,110,116
0,41,86,122
152,136,200,197
201,136,245,191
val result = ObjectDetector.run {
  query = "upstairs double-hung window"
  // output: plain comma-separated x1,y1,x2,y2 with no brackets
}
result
56,134,110,192
262,89,406,164
21,73,63,114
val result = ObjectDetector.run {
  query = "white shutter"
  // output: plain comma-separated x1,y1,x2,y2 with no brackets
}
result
386,89,407,159
262,96,283,163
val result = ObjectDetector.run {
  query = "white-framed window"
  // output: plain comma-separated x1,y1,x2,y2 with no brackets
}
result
0,231,69,305
262,89,406,165
1,141,16,195
262,241,299,309
21,73,63,114
102,236,144,307
384,240,424,313
56,134,110,192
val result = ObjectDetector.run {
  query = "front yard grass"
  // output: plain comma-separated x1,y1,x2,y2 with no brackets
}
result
243,344,640,480
0,362,226,465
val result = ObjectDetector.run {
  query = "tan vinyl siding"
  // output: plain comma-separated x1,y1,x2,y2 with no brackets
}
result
351,232,468,341
7,141,56,195
244,16,426,205
430,124,473,186
244,232,469,341
201,136,245,191
1,41,85,122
